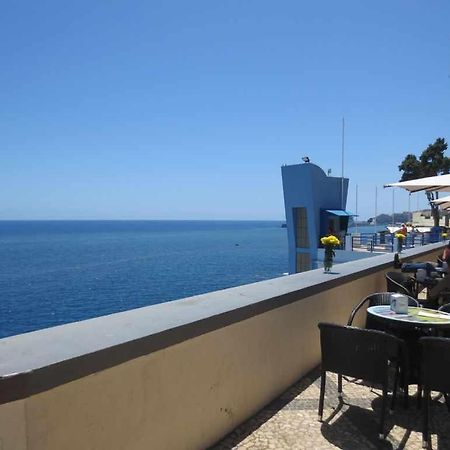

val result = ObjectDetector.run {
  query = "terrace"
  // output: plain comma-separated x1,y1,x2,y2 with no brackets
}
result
212,370,450,449
0,241,447,450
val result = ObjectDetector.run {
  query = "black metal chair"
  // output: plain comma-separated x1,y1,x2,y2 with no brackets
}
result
419,337,450,449
437,303,450,338
386,271,417,298
438,303,450,314
348,293,418,407
347,292,419,327
318,322,406,439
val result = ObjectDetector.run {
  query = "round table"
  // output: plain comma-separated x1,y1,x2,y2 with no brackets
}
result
367,306,450,331
368,305,450,399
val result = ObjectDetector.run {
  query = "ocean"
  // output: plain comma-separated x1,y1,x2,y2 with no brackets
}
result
0,220,288,338
348,225,387,234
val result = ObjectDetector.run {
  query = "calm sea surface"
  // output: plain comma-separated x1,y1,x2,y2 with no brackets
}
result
348,225,387,234
0,221,288,338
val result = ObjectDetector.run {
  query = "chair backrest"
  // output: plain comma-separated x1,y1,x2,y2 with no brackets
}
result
439,303,450,314
367,292,395,306
386,271,415,297
318,322,402,384
420,337,450,394
416,268,427,282
347,292,418,326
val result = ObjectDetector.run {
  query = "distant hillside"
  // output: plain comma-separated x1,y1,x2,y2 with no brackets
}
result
350,211,413,226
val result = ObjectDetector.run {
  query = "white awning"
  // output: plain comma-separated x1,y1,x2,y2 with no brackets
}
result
384,174,450,193
432,194,450,204
431,194,450,210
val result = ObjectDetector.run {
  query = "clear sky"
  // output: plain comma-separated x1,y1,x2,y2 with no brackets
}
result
1,0,449,220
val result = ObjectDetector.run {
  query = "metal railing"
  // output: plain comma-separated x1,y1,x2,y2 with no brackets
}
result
351,232,440,253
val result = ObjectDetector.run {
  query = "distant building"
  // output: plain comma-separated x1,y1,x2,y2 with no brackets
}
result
412,210,446,227
281,163,350,273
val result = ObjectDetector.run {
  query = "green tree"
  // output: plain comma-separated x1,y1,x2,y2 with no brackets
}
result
398,138,450,226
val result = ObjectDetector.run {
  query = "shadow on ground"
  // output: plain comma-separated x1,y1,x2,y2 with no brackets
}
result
210,367,450,450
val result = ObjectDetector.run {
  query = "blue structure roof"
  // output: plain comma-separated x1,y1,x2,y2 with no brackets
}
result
325,209,356,217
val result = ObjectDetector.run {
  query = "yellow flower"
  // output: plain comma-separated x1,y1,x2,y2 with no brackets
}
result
320,235,340,246
443,233,448,238
395,233,406,240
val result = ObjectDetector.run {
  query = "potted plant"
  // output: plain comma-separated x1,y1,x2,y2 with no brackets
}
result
395,233,406,253
320,235,340,273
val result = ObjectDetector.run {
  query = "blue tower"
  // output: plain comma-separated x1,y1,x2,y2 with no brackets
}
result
281,163,350,273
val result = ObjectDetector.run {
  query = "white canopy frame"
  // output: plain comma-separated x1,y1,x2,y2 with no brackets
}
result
385,174,450,222
431,194,450,210
384,174,450,193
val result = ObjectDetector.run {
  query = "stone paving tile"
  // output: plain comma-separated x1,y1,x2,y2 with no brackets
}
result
210,368,450,450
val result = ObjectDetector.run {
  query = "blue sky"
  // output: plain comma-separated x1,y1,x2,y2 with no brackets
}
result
1,0,449,220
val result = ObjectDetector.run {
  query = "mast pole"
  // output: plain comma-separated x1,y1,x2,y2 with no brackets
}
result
341,117,345,210
392,189,395,226
374,186,378,227
408,194,411,222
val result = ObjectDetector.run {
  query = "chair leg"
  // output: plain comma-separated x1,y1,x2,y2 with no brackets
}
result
318,370,326,422
400,363,409,409
445,393,450,413
402,379,409,409
422,389,429,449
391,365,400,411
379,382,388,439
417,384,423,409
338,373,343,398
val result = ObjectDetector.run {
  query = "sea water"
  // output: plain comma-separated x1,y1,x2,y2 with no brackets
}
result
0,221,288,338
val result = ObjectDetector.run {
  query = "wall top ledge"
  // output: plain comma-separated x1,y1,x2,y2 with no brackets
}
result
0,241,444,404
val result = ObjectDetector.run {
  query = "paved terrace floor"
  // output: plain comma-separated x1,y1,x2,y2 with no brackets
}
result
211,368,450,450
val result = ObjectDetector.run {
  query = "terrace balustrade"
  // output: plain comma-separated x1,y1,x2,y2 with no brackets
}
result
0,242,445,450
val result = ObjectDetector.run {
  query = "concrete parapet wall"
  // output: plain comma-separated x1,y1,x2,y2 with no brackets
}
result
0,243,444,450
